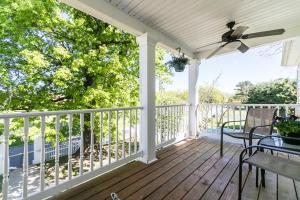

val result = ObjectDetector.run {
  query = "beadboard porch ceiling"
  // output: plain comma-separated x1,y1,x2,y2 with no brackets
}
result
63,0,300,59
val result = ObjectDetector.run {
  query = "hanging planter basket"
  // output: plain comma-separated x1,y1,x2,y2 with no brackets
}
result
166,48,189,72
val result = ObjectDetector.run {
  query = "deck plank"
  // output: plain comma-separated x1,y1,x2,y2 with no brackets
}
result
49,138,297,200
101,140,216,200
127,143,220,200
200,145,242,200
88,140,212,200
219,155,249,200
163,143,234,200
62,139,201,200
181,145,241,200
278,175,297,200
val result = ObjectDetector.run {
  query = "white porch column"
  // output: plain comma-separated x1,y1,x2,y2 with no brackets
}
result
137,33,157,164
188,59,200,138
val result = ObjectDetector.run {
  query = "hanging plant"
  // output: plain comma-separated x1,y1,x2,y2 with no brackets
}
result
166,48,189,72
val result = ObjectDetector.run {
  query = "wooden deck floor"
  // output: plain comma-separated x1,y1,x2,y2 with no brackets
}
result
50,138,300,200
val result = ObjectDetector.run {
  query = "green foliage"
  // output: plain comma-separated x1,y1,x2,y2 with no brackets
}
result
156,48,173,91
0,0,140,111
233,81,253,103
274,120,300,137
244,79,296,104
198,86,227,103
156,91,188,105
0,0,171,146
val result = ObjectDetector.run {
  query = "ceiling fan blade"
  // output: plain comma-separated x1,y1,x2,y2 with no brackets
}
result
196,41,224,50
242,29,285,39
206,43,227,59
237,41,249,53
231,26,249,37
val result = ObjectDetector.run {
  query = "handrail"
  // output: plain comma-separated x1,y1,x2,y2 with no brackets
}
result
0,106,143,118
155,104,190,108
200,103,299,107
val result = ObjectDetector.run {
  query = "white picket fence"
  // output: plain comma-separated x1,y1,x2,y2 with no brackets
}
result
44,137,81,161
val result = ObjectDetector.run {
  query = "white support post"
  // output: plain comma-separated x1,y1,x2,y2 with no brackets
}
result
137,33,157,164
188,59,200,138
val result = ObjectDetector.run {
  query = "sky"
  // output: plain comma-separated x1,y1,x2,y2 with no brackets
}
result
164,42,297,94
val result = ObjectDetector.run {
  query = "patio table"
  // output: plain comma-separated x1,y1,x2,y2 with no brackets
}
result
238,135,300,200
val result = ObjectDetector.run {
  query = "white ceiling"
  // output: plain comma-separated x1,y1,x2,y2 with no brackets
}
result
66,0,300,59
105,0,300,58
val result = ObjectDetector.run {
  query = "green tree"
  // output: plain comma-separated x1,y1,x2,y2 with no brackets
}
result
245,79,296,104
156,91,188,105
0,0,171,147
233,81,253,103
198,86,227,103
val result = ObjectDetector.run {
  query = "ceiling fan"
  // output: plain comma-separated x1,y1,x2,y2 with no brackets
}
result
199,21,285,59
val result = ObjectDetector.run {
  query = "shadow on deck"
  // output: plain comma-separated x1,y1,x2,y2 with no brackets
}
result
50,138,300,200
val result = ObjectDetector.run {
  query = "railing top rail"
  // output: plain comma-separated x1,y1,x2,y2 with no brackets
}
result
0,106,143,119
199,103,299,107
155,104,190,108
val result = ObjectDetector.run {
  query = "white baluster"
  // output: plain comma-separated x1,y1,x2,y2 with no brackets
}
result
116,111,119,161
239,106,242,130
134,109,138,153
129,109,132,156
40,116,46,190
155,108,158,145
108,111,111,164
68,114,73,180
210,104,213,133
161,107,165,144
215,104,219,131
79,113,84,175
23,117,29,198
122,110,125,159
99,112,103,167
55,115,60,185
170,107,173,139
227,105,230,124
90,113,94,171
233,106,236,131
221,104,224,127
2,119,9,199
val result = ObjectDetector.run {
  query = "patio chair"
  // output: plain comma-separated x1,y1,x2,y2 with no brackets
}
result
220,107,277,156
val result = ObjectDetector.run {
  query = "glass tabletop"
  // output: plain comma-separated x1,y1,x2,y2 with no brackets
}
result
259,135,300,153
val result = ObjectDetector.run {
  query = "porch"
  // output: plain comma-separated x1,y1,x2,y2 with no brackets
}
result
1,0,300,199
49,138,299,200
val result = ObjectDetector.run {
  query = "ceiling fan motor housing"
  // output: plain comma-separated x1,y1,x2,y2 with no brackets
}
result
222,30,237,42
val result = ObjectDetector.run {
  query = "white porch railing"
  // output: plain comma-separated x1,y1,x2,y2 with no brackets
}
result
155,104,189,149
0,107,143,200
0,104,190,199
197,103,300,134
